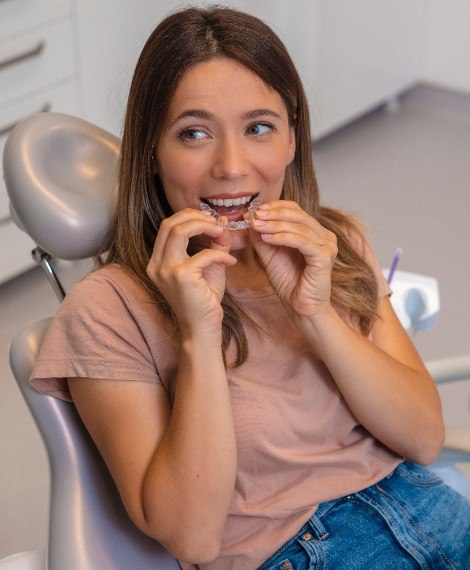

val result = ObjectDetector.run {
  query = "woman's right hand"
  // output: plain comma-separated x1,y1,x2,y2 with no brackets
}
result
146,209,236,336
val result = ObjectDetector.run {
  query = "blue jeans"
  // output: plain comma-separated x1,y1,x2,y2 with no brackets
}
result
259,462,470,569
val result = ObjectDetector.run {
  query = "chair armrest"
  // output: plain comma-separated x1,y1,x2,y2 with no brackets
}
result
425,354,470,384
444,427,470,455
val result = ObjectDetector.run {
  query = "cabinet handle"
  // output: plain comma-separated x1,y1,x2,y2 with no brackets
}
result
0,103,51,137
0,41,45,72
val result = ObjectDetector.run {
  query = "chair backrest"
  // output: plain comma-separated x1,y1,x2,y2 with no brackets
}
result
9,319,179,570
4,112,179,569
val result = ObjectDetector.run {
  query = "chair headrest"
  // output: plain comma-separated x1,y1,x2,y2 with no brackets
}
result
3,112,121,260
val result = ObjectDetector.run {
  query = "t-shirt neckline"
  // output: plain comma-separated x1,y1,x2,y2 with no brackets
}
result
228,285,276,299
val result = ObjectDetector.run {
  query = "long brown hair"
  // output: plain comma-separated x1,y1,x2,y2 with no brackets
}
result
105,5,378,366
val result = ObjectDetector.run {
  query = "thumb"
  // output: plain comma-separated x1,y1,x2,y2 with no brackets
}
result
211,225,231,253
248,227,275,267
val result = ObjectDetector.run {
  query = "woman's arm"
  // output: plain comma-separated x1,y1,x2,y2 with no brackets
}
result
68,210,239,563
250,200,445,464
295,296,445,464
68,330,236,564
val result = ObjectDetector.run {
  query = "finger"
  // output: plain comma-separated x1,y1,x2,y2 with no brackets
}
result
153,209,217,258
255,202,330,236
257,199,300,211
252,219,336,248
248,227,278,267
158,218,224,264
185,248,238,273
156,249,237,290
259,230,338,262
210,226,232,252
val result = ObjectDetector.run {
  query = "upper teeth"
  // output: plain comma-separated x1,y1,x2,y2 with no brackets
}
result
205,194,254,207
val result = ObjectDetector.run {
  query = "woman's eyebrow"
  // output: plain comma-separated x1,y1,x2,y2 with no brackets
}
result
171,109,213,126
171,108,282,126
241,109,282,120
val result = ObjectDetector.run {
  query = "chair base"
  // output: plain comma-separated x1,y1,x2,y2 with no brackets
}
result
0,550,45,570
429,462,469,498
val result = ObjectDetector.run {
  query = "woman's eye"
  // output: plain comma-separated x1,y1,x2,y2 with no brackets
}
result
179,129,206,141
246,123,273,136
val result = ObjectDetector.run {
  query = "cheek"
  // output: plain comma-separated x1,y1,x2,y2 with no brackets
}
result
257,146,294,182
157,153,206,208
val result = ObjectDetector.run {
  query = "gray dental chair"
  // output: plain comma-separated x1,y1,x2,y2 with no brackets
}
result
2,112,179,570
2,112,470,569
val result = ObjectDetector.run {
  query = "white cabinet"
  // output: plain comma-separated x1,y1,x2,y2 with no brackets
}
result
0,19,77,107
258,0,426,140
307,0,427,139
0,0,73,40
0,0,80,283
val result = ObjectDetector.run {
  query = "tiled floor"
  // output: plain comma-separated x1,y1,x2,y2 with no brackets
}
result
1,84,469,559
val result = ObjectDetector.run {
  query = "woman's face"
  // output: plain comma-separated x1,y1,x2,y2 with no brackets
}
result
155,58,296,248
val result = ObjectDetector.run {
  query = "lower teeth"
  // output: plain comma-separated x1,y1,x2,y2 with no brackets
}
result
200,197,260,230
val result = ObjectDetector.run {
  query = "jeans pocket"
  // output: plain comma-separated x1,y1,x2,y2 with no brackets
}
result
396,461,444,487
260,538,319,570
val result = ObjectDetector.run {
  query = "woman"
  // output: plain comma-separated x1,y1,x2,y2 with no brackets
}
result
31,6,470,569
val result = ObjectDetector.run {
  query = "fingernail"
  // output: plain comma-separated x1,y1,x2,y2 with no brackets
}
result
256,208,268,218
252,219,265,227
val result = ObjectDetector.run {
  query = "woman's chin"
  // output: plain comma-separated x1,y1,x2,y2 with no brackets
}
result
227,229,251,251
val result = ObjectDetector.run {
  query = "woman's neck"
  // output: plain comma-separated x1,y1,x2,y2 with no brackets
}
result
226,245,270,290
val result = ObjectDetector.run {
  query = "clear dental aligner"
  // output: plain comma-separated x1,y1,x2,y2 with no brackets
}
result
200,197,261,230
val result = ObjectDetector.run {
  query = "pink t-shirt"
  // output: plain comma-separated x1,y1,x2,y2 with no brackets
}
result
31,236,401,569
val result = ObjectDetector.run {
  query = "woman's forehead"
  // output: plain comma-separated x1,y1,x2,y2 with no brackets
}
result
166,58,287,120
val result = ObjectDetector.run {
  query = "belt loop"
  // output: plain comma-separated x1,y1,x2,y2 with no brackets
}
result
308,514,330,541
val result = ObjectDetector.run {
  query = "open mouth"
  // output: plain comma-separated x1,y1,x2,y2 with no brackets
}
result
200,193,260,230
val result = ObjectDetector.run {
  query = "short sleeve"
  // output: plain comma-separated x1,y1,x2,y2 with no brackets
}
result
31,271,162,402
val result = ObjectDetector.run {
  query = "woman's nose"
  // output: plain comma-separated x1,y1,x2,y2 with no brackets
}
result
211,136,248,180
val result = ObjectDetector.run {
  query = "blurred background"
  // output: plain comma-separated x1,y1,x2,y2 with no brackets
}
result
1,0,469,560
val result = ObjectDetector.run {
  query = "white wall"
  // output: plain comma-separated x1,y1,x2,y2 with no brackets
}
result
422,0,470,94
309,0,427,138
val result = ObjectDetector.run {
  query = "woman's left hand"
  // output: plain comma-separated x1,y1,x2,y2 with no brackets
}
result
250,200,338,321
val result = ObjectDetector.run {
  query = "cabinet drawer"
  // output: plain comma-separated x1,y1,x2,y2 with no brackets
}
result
0,216,36,284
0,0,73,41
0,80,80,221
0,19,77,107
